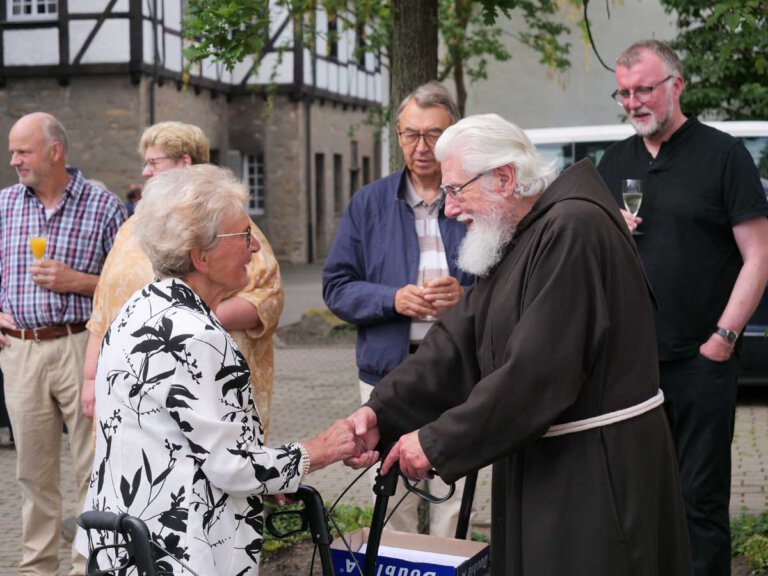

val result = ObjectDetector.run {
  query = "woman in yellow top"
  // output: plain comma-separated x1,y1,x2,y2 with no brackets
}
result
82,122,284,437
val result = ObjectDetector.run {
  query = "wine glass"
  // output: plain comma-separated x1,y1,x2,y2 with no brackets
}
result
622,179,643,235
418,269,436,321
29,234,47,260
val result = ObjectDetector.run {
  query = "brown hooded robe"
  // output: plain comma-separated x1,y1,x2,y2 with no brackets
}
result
367,160,692,575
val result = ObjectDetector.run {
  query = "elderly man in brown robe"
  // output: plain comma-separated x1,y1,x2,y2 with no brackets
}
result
346,114,692,574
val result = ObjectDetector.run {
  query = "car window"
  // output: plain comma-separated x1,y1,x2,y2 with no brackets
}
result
740,136,768,180
537,143,573,172
574,141,616,167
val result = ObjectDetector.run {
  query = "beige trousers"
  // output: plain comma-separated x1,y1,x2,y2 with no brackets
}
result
0,330,92,576
359,380,470,537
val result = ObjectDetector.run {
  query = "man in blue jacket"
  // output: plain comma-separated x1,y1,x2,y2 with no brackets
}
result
323,81,474,536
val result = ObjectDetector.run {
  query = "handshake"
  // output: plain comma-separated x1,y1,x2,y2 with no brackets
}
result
301,406,434,482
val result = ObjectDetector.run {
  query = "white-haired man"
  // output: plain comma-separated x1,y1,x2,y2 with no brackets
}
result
346,114,692,574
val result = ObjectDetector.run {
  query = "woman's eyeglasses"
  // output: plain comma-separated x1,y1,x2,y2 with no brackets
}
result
217,225,252,248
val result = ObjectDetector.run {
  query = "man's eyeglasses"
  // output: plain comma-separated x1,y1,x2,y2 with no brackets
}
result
142,156,174,169
398,130,443,148
217,225,252,248
611,75,674,106
439,171,486,199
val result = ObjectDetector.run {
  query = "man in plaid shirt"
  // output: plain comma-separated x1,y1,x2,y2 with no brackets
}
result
0,112,126,575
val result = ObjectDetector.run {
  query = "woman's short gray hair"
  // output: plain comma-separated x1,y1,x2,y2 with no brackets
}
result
435,114,557,197
133,164,249,278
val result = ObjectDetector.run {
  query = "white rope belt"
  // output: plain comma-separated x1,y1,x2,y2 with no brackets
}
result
543,389,665,438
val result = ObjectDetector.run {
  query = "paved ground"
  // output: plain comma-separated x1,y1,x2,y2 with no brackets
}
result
0,264,766,573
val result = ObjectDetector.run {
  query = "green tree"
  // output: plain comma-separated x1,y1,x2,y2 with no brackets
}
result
439,0,576,117
183,0,579,168
183,0,576,114
659,0,768,119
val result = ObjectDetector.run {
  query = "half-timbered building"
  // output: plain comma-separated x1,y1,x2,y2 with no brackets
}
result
0,0,383,262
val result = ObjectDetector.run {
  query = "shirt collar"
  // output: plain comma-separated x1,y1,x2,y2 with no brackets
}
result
22,167,83,202
403,171,444,209
64,167,85,200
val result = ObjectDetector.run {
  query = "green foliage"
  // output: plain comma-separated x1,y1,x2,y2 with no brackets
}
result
181,0,583,127
183,0,272,72
471,531,489,543
262,501,310,553
659,0,768,119
742,535,768,572
731,508,768,570
262,501,372,554
183,0,577,84
328,503,374,535
438,0,511,85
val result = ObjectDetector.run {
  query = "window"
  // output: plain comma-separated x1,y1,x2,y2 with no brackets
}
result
356,22,366,68
333,154,344,215
741,137,768,181
362,156,371,186
8,0,58,20
327,15,339,60
243,154,265,215
348,141,359,202
315,154,327,258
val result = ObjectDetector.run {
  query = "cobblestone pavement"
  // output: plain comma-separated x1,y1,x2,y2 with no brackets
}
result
0,260,765,573
1,344,766,574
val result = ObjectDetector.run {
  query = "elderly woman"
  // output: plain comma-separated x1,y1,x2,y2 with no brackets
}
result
77,165,374,575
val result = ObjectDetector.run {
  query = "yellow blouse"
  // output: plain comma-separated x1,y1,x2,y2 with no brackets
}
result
87,217,284,437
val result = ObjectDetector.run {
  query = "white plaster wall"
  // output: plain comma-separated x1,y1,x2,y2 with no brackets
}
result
4,29,59,65
70,19,130,63
454,0,677,128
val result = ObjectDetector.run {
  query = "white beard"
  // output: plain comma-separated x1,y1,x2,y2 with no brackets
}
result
629,89,674,138
456,209,514,277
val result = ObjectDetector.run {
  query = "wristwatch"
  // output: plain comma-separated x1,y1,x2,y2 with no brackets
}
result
715,326,738,345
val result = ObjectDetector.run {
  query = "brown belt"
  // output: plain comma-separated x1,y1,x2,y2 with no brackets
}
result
3,322,88,342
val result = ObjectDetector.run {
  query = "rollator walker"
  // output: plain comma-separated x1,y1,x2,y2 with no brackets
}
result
78,463,479,576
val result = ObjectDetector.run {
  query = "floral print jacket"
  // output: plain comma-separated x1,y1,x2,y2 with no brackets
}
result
77,278,305,575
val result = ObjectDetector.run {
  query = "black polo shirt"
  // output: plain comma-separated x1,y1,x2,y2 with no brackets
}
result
598,118,768,361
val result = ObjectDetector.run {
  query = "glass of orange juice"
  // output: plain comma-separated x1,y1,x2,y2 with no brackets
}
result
29,235,47,260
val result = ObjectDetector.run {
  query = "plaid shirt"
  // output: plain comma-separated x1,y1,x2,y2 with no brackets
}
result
0,168,127,329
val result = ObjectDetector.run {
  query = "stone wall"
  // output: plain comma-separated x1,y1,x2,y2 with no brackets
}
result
0,75,143,196
0,75,380,264
309,100,378,261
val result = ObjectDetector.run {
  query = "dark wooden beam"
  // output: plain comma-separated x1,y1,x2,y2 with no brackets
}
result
73,0,119,65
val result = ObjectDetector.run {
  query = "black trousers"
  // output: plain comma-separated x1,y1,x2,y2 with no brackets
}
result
661,353,739,576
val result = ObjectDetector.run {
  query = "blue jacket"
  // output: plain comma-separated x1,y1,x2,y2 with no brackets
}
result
322,169,474,385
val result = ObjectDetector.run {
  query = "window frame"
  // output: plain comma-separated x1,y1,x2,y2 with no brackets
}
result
243,153,266,217
7,0,59,22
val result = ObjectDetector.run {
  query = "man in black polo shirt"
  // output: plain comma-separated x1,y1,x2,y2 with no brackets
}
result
598,40,768,576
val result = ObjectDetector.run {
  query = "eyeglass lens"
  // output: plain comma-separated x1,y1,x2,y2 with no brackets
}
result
400,131,442,146
143,157,170,169
612,75,673,104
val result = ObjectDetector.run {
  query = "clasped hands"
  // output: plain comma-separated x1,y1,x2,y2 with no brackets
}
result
394,276,463,319
343,406,435,482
